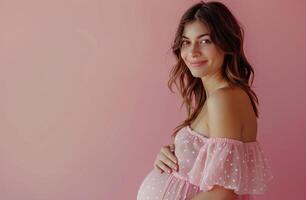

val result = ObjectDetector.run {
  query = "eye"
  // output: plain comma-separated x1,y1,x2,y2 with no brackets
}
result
181,40,189,46
181,39,211,47
201,39,211,44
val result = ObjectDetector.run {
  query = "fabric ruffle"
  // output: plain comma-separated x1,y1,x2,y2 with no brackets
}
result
187,138,273,195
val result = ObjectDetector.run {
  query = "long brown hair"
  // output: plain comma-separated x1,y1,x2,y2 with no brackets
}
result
168,1,259,138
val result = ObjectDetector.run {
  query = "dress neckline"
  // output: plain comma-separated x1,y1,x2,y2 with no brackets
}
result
185,125,258,144
186,125,210,139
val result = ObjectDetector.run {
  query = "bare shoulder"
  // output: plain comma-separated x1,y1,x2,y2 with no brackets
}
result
206,87,251,140
208,86,250,103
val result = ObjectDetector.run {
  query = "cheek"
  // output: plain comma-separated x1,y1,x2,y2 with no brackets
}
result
180,51,188,63
213,52,225,65
208,46,224,60
180,50,185,58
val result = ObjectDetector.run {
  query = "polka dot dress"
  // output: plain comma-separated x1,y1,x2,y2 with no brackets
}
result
137,125,273,200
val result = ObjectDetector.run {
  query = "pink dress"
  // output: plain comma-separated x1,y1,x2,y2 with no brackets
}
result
137,125,273,200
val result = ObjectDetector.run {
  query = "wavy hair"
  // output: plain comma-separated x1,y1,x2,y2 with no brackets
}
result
168,1,259,138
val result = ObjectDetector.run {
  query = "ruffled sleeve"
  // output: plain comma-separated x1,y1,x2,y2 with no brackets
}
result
187,138,274,195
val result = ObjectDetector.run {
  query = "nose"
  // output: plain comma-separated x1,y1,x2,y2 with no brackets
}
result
188,43,201,57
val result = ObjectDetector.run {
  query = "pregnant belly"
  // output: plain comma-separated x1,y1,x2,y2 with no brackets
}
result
137,169,171,200
137,169,200,200
137,169,251,200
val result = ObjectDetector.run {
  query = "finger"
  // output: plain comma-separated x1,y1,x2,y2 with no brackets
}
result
161,147,178,164
159,153,178,170
156,160,172,174
153,164,164,173
169,144,175,152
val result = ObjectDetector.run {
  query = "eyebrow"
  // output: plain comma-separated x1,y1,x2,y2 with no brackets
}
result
182,33,210,39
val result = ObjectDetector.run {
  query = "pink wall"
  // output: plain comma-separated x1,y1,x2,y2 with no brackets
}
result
0,0,305,199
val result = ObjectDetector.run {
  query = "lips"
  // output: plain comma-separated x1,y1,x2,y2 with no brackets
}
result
189,60,208,67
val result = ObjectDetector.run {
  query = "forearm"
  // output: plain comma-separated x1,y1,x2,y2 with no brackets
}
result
191,191,221,200
191,186,238,200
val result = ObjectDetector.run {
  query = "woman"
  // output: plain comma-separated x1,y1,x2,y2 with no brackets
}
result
137,1,273,200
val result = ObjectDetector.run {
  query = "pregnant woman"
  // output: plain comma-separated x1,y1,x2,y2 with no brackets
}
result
137,1,273,200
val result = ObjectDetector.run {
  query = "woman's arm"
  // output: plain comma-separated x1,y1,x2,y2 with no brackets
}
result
191,89,244,200
191,185,238,200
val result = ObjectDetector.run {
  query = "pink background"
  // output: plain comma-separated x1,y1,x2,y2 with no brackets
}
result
0,0,305,199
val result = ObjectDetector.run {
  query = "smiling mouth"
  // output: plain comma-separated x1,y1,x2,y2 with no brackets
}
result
189,60,208,67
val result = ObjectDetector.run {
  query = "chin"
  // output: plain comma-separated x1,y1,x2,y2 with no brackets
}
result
190,72,205,78
189,68,205,76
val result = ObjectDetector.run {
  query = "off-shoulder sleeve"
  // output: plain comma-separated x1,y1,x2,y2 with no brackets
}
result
187,138,274,195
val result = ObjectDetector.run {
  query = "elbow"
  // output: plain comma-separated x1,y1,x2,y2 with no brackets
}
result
191,185,238,200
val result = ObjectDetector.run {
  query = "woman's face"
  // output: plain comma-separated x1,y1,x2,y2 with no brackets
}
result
180,20,225,78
